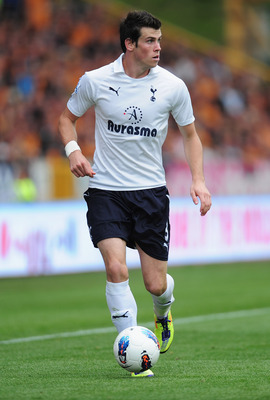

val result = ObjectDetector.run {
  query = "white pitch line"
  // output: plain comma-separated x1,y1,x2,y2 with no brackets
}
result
1,307,269,345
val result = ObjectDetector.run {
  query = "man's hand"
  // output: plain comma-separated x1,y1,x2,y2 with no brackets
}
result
68,150,96,178
190,180,212,216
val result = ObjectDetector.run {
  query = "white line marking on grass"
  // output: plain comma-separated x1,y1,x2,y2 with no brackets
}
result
0,327,116,345
1,307,269,345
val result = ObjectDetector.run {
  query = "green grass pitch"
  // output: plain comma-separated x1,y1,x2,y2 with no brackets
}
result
0,260,270,400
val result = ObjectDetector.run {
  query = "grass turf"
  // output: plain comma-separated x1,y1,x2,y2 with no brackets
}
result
0,260,270,400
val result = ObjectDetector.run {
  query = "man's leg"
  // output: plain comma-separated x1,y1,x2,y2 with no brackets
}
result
137,245,174,315
98,238,137,333
137,245,175,352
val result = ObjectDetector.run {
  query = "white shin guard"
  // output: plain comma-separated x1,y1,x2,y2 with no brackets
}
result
106,280,137,333
151,273,175,319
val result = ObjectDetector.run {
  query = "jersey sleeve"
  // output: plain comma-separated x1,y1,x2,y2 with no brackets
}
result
171,80,195,127
67,73,95,117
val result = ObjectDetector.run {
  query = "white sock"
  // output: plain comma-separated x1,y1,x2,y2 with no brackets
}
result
106,280,137,333
151,274,175,319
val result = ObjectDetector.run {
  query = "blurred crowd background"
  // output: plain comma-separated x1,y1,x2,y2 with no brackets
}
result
1,0,270,202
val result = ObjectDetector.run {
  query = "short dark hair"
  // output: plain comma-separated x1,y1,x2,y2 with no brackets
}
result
120,11,161,53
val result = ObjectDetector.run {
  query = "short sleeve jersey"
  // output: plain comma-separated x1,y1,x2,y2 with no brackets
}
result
67,54,195,191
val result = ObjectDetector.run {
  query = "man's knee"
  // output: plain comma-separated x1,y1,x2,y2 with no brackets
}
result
145,279,167,296
98,238,128,282
105,259,129,282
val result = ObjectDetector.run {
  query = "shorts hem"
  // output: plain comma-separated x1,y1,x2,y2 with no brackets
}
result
94,235,128,248
136,242,169,262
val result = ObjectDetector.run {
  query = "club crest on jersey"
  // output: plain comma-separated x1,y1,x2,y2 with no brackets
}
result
150,86,157,102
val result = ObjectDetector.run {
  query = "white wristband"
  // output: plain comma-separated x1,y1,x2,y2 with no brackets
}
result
65,140,81,157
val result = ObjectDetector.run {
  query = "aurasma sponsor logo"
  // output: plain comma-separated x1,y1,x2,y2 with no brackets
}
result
108,120,157,137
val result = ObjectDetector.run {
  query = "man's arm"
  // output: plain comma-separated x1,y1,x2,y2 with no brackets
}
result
178,122,211,216
58,107,95,178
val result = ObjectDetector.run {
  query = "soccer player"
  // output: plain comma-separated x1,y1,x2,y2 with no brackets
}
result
58,10,211,377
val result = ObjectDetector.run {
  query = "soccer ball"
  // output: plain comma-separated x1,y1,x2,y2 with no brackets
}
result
113,326,160,373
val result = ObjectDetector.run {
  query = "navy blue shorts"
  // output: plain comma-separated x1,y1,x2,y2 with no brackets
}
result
83,186,170,261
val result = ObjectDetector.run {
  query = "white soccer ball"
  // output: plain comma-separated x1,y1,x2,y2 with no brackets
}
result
113,326,160,373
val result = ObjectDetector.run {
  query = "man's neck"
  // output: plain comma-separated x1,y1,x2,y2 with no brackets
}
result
122,54,150,79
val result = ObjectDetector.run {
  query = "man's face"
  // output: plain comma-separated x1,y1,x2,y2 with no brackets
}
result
133,27,162,69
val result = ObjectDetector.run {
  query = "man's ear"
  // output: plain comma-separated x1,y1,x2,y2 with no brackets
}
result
125,38,135,52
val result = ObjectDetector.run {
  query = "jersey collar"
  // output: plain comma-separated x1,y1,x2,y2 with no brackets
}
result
113,53,158,76
113,54,125,73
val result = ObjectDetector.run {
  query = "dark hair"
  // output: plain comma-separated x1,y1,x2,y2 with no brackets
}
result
120,11,161,53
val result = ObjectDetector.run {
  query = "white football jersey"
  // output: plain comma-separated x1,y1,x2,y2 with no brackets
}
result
67,54,195,190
